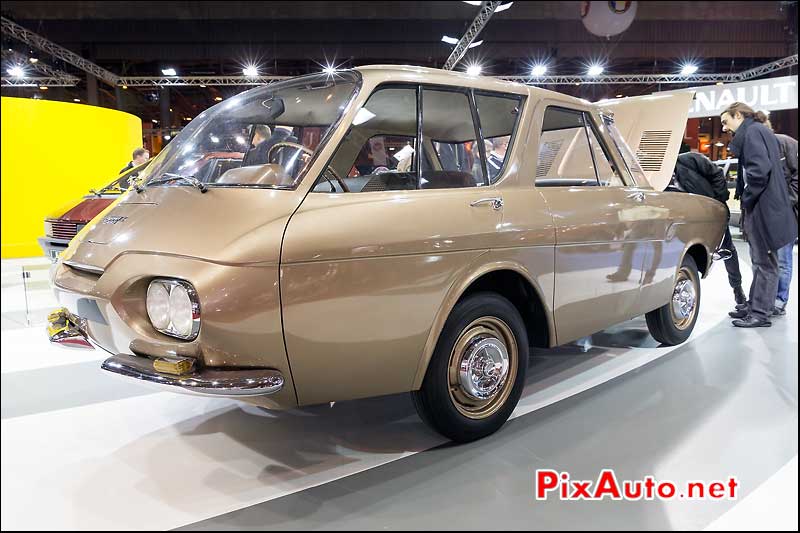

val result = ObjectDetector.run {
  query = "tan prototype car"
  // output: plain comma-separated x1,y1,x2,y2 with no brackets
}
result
48,66,727,442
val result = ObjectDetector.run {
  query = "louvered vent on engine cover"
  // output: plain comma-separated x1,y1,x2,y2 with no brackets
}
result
636,130,671,172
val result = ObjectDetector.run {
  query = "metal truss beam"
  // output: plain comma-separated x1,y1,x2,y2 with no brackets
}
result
1,16,120,85
118,75,291,87
1,49,79,84
738,54,798,81
498,54,798,85
1,76,76,87
443,1,502,71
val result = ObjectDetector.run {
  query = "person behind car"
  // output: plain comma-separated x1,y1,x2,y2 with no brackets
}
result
762,119,798,316
721,103,797,328
120,147,149,174
669,144,746,307
241,125,272,166
486,136,509,182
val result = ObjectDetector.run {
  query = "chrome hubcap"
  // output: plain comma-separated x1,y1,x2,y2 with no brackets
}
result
448,317,518,420
670,267,698,330
458,337,510,401
672,279,696,320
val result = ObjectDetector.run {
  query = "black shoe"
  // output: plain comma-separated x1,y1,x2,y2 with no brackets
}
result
733,286,747,306
728,308,749,319
771,306,786,317
732,316,772,328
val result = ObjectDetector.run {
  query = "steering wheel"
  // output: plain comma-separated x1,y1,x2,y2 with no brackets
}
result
267,141,349,192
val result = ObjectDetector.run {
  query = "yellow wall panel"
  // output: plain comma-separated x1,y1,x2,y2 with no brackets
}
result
1,97,142,258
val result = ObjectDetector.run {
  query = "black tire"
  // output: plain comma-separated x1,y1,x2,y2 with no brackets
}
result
646,255,701,346
412,292,528,443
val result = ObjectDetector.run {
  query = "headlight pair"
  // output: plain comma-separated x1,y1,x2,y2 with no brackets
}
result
146,279,200,340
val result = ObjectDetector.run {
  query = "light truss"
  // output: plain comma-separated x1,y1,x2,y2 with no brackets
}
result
1,49,79,84
1,16,120,85
117,75,291,87
443,1,503,71
1,76,76,87
498,54,798,85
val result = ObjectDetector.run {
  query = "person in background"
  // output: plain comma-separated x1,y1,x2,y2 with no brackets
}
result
120,147,149,174
721,103,797,328
241,125,272,166
670,143,746,306
763,120,798,316
486,136,509,182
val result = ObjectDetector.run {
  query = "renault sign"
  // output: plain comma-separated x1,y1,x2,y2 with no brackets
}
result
657,75,797,118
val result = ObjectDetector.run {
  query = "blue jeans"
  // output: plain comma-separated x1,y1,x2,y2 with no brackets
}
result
776,242,794,307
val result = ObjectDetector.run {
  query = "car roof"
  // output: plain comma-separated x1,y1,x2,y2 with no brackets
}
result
353,64,588,108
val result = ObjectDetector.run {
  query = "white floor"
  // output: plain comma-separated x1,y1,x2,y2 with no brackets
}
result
1,249,797,531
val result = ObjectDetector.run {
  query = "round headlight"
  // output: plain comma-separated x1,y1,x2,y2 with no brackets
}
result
146,282,170,330
168,283,194,337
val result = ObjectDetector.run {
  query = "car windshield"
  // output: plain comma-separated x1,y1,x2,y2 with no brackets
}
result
138,71,360,190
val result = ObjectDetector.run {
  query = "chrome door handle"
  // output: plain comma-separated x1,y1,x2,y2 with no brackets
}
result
470,197,503,210
627,192,646,202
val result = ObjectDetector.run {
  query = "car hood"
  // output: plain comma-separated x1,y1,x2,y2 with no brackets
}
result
60,186,303,269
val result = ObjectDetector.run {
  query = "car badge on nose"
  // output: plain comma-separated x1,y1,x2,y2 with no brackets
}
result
102,216,127,225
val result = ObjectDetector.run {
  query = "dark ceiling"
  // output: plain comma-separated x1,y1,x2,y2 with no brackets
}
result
2,1,797,124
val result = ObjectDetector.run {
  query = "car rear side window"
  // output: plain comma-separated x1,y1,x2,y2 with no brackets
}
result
535,106,626,188
474,93,522,184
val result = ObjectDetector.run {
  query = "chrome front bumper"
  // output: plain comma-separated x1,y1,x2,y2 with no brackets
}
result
101,354,285,397
47,307,284,397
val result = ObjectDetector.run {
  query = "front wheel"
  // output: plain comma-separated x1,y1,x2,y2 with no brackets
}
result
646,255,701,345
412,292,528,443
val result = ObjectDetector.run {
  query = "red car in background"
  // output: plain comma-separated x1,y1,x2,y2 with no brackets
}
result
39,152,243,261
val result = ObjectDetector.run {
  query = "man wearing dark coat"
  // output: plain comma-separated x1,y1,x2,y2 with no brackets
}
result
721,103,798,328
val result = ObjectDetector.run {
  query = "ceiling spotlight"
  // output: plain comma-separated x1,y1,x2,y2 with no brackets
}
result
495,2,514,12
616,94,623,98
466,64,482,76
7,65,24,77
214,96,223,101
164,134,172,140
122,84,128,89
462,1,482,5
322,65,338,75
680,64,699,76
28,57,38,64
530,64,547,77
716,82,724,86
242,65,259,77
161,67,177,76
39,85,48,90
73,98,80,102
441,35,459,45
714,142,725,147
468,40,484,49
587,64,604,76
199,84,206,87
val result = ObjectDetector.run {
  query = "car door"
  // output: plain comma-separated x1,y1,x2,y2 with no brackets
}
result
533,105,659,344
280,84,503,406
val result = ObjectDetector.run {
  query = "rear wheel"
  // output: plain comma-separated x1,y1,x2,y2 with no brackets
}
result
412,292,528,443
646,255,701,345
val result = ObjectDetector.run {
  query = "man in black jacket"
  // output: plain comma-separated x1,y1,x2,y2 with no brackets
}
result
671,145,746,306
721,103,798,328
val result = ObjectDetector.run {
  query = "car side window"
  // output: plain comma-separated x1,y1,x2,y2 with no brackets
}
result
421,88,484,189
535,107,600,187
585,122,626,187
316,86,419,193
474,93,522,184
